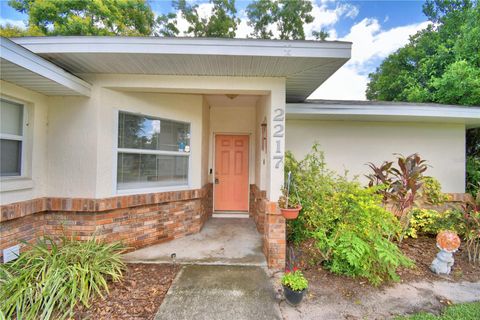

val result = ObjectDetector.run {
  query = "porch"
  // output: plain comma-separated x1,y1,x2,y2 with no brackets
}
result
123,217,266,266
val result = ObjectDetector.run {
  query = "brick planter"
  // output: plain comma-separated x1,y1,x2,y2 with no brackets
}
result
250,184,286,270
0,184,213,260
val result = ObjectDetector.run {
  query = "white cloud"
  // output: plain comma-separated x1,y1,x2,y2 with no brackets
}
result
305,1,359,40
0,18,26,29
310,18,430,100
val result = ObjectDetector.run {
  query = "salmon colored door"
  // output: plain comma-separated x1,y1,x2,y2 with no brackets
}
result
214,135,249,211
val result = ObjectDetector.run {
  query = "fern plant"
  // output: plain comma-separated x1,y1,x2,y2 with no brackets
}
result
285,145,413,285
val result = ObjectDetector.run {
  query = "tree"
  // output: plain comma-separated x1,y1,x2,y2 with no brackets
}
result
312,29,330,41
246,0,314,40
366,0,480,195
366,0,480,105
7,0,155,36
0,23,44,37
156,0,239,38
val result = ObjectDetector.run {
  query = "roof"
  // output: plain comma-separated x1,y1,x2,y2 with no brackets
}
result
287,100,480,128
0,37,91,96
11,36,352,102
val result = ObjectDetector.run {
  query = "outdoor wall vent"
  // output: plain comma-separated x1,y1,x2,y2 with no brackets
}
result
3,244,20,263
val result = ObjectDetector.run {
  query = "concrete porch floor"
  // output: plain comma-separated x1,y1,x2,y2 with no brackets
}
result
122,217,267,266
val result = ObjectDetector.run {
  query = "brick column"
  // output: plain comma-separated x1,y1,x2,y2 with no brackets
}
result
263,201,286,269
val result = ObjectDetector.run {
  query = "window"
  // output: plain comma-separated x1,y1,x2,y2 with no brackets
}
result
117,111,190,190
1,99,24,177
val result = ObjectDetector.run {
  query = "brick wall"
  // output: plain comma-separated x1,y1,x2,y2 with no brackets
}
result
0,184,213,260
249,184,286,270
249,184,266,234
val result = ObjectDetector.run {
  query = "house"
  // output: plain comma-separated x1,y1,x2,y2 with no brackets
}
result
1,36,479,268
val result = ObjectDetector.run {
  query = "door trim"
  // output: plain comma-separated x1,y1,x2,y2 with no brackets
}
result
213,132,250,212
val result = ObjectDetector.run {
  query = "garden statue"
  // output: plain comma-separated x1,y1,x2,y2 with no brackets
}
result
430,230,461,275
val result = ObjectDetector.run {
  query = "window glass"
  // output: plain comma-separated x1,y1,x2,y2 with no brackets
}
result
118,112,190,152
0,139,21,176
1,99,23,136
117,153,188,190
117,111,191,190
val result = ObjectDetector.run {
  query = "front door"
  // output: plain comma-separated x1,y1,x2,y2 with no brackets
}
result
214,134,249,211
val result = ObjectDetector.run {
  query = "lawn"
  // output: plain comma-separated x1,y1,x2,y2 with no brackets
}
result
396,302,480,320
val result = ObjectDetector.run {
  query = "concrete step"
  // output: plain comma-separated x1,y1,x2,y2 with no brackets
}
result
212,212,250,218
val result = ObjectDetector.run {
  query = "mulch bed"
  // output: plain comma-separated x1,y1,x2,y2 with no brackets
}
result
295,236,479,295
75,263,179,320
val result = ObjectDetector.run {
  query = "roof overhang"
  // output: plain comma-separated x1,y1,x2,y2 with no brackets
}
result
12,36,352,102
0,37,91,96
287,100,480,128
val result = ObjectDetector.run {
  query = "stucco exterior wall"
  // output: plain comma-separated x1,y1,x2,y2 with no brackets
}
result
255,96,268,191
201,97,210,186
285,119,466,193
2,74,286,203
96,90,204,197
0,81,49,204
47,94,98,198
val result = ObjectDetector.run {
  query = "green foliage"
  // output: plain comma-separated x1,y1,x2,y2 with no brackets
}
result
285,145,413,285
395,301,480,320
432,60,480,105
463,199,480,263
405,208,465,238
421,176,449,205
281,269,308,291
7,0,155,36
0,23,44,37
312,29,330,40
246,0,314,40
157,0,239,38
466,156,480,196
366,0,480,106
366,154,429,241
0,236,126,320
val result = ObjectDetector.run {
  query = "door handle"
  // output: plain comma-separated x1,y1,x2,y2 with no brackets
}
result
215,178,219,184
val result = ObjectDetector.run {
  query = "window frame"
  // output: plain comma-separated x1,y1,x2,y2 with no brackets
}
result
0,98,26,179
114,110,192,194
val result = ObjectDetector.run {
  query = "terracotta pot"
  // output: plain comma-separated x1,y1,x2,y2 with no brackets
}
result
283,285,306,306
280,206,302,220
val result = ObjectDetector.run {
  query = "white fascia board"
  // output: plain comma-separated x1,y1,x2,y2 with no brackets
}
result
1,37,91,96
13,36,352,59
286,103,480,127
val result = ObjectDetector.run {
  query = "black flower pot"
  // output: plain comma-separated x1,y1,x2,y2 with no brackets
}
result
283,285,306,306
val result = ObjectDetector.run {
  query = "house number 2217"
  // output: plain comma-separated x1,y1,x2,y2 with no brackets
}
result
272,108,284,169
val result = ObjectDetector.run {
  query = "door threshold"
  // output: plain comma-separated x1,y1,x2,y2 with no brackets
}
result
212,212,250,219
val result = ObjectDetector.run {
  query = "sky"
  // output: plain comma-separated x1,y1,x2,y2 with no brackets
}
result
0,0,431,100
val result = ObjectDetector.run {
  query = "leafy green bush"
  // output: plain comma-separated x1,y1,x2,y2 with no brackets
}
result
406,209,465,238
466,156,480,197
420,176,449,205
285,145,413,285
0,236,126,320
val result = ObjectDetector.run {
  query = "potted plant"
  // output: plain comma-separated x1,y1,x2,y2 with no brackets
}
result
278,192,302,220
278,171,302,219
281,267,308,306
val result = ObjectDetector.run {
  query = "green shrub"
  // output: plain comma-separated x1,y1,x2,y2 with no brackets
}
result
466,156,480,197
420,176,449,205
406,209,465,238
285,145,413,285
0,236,126,320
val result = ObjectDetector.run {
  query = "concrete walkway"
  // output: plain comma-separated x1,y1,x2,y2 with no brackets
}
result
123,218,266,266
280,280,480,319
155,265,282,320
